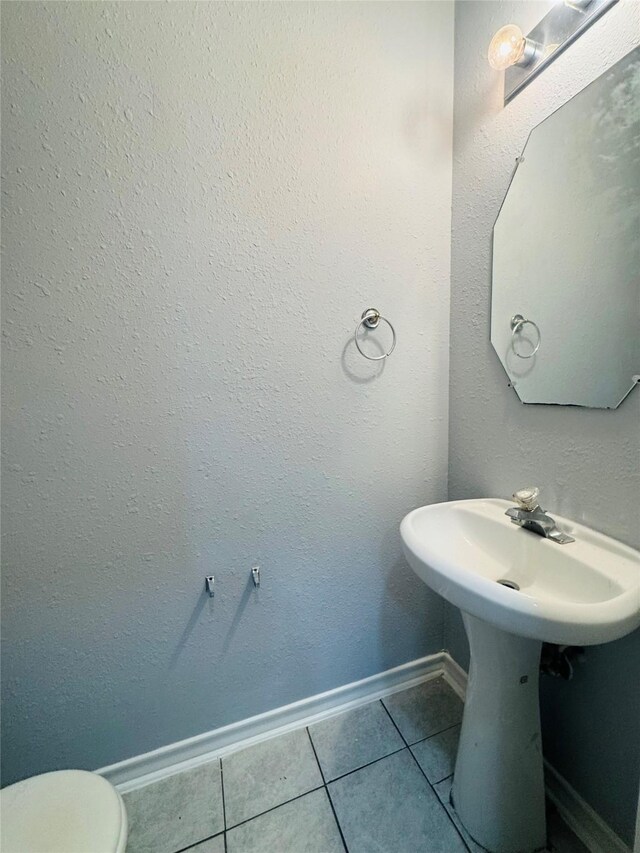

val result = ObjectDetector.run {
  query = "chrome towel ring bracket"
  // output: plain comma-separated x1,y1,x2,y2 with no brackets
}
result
354,308,397,361
510,313,541,359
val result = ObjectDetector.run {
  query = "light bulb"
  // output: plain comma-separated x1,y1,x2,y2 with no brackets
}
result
488,25,527,71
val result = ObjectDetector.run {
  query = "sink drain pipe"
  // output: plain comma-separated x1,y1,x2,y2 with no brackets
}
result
540,643,585,680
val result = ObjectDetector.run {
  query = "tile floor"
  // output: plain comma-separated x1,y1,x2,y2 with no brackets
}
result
123,676,588,853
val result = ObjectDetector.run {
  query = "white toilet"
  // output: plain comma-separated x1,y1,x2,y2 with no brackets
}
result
0,769,128,853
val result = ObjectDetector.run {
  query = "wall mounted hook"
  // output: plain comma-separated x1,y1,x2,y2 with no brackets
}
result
205,575,215,597
251,566,261,588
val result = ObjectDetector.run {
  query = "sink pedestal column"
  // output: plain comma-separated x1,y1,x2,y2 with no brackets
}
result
452,613,546,853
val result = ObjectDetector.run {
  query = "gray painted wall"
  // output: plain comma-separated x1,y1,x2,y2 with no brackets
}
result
447,0,640,845
3,0,638,843
1,1,454,784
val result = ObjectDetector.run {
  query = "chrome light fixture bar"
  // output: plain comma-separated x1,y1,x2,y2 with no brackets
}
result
491,0,619,104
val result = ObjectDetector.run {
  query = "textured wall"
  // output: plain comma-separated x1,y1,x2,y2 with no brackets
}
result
447,1,640,845
1,1,454,783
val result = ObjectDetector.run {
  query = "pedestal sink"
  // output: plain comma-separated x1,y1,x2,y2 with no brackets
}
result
400,498,640,853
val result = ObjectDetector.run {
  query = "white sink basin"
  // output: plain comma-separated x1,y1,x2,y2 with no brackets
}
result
400,497,640,853
401,498,640,645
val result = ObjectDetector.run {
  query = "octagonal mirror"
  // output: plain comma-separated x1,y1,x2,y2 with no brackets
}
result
491,47,640,409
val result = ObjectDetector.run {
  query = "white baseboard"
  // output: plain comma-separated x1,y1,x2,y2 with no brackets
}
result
441,650,467,700
544,762,631,853
98,651,448,793
99,650,632,853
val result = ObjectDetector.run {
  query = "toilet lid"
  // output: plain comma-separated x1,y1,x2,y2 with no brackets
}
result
0,769,127,853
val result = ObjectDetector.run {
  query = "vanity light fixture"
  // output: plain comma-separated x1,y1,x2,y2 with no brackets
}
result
564,0,594,10
489,0,619,103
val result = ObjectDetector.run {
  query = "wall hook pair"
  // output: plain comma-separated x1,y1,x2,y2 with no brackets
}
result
205,566,260,597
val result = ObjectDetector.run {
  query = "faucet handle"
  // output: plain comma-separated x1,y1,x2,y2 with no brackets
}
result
513,487,540,511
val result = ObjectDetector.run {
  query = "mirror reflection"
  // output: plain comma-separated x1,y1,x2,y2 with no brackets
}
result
491,47,640,409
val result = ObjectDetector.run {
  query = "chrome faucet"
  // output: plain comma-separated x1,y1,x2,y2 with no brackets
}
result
505,488,575,544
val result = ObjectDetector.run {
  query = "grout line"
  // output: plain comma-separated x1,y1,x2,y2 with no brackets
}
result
305,727,327,786
408,719,462,748
224,784,326,833
406,750,473,853
174,830,225,853
325,746,407,785
305,728,350,853
173,759,227,853
380,697,463,747
324,784,350,853
217,706,410,840
378,698,410,748
379,703,473,853
220,757,227,831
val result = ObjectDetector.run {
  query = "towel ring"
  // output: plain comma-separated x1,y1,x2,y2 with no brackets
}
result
510,314,541,359
355,309,397,361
